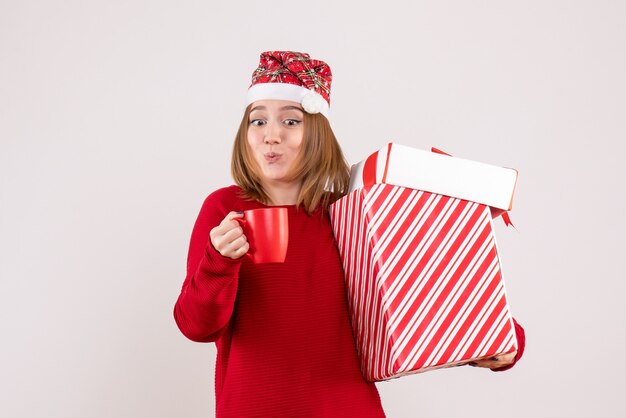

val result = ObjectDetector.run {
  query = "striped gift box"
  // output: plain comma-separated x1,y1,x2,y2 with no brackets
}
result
329,143,519,381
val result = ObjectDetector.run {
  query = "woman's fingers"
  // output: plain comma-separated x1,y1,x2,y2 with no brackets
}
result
469,350,517,369
223,234,248,253
210,212,248,259
214,231,249,259
211,212,243,235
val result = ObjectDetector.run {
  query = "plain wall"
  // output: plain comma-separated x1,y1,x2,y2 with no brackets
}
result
1,0,625,417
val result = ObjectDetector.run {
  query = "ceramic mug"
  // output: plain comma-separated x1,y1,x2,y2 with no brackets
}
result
237,207,289,263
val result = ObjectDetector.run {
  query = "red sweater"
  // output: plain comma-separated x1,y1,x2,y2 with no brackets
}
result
174,186,386,417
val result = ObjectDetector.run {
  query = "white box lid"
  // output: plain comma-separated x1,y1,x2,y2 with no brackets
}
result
348,143,518,211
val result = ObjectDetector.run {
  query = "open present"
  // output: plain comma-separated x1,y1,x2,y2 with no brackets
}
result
329,143,519,381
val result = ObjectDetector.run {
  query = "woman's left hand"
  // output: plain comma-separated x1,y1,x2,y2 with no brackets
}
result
468,350,517,369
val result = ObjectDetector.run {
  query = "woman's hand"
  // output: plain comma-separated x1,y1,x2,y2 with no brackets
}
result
469,350,517,370
209,212,249,259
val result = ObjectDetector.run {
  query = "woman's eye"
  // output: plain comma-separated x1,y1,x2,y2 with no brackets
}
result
284,119,302,126
250,119,265,126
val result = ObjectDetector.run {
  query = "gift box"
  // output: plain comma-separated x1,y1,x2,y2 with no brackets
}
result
329,143,519,381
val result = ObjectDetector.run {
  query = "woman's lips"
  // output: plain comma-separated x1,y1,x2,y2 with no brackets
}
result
264,152,282,163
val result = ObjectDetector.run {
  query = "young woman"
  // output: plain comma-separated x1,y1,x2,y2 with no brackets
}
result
173,51,523,418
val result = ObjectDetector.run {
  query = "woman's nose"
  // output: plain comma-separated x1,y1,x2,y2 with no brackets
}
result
263,123,282,144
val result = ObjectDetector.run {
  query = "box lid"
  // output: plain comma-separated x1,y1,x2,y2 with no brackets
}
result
348,143,518,210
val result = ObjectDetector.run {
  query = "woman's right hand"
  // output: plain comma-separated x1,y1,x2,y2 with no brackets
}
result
209,212,249,259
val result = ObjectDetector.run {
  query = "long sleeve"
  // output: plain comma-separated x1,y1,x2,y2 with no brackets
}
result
491,317,526,372
174,187,243,342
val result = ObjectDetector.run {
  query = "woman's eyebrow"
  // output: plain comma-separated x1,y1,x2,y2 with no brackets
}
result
280,105,304,112
250,105,304,113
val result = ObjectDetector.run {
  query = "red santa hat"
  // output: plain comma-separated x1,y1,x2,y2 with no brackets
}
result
246,51,332,118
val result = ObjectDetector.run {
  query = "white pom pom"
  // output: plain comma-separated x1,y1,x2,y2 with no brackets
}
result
301,90,326,114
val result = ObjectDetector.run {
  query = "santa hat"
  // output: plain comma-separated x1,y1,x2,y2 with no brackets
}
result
246,51,332,118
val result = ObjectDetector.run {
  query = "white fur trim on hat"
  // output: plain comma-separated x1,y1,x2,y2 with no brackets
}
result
247,83,329,117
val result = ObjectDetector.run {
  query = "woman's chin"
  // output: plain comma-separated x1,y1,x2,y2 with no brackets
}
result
261,169,291,182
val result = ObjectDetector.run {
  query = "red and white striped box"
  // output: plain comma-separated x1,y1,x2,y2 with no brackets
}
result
329,143,519,382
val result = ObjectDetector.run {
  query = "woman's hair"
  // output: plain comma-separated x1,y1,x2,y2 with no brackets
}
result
231,104,350,214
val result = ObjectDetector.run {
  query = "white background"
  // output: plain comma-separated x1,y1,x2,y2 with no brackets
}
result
1,1,625,417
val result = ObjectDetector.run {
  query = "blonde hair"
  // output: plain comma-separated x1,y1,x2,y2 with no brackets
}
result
231,104,350,214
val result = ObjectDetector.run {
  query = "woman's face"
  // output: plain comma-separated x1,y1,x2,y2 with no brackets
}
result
247,99,305,186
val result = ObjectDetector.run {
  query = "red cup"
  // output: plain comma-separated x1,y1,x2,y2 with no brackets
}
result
237,208,289,264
